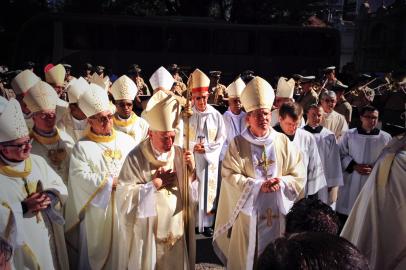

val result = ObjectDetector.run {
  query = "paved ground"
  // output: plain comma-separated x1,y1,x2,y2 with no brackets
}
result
195,234,224,269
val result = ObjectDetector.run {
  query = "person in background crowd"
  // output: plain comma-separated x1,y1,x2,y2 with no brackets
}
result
304,104,343,208
208,71,227,106
333,81,352,124
319,90,348,139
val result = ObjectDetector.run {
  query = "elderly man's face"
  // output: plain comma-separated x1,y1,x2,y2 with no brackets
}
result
32,109,57,133
115,99,133,119
192,92,209,112
246,108,271,137
0,135,32,162
149,130,176,153
307,106,324,127
229,97,242,115
320,96,336,113
88,110,114,135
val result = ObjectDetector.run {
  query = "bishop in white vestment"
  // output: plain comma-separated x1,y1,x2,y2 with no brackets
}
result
23,81,74,185
213,77,305,270
111,75,149,145
0,98,69,270
116,91,197,270
188,69,226,232
65,84,136,270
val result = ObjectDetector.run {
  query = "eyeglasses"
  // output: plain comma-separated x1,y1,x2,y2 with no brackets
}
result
2,139,33,151
35,112,56,120
90,114,113,123
117,102,133,108
322,99,336,103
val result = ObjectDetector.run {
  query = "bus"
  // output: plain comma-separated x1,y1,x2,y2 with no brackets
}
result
13,13,340,82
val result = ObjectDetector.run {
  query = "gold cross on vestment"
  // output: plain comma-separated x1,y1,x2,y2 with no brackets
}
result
257,145,274,175
260,208,279,227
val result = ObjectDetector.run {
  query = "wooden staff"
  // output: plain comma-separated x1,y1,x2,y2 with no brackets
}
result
182,77,193,269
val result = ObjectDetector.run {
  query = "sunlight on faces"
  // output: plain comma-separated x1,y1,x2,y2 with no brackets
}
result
149,130,176,153
307,106,324,127
0,135,32,162
320,96,336,113
32,109,57,133
228,97,242,115
88,110,114,135
115,99,133,119
69,103,87,120
360,110,379,131
274,97,293,109
192,92,209,112
279,115,301,136
247,108,271,137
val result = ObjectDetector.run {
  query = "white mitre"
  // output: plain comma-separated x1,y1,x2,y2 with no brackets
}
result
143,91,180,132
0,98,29,142
226,77,246,98
11,70,41,95
110,75,137,101
45,64,66,86
89,73,110,92
67,77,90,104
23,81,57,113
241,76,275,112
276,77,295,98
78,83,111,117
149,66,175,92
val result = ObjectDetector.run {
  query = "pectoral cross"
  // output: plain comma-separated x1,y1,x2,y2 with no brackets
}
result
257,145,274,176
197,135,205,144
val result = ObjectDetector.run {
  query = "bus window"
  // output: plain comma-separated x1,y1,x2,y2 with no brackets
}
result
63,23,114,50
166,27,210,53
116,25,163,51
212,29,255,55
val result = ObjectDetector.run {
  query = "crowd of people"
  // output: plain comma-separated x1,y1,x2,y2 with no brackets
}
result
0,61,405,270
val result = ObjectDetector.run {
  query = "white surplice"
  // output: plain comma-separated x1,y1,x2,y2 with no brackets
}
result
113,112,149,146
336,128,391,215
220,109,246,160
321,110,348,139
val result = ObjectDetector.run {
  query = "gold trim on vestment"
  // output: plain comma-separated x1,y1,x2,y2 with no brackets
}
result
22,243,41,270
31,129,61,145
0,158,32,178
113,112,138,127
65,175,110,233
85,128,117,143
1,202,13,241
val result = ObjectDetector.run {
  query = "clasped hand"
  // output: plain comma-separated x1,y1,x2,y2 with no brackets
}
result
152,168,177,189
260,178,281,193
23,192,51,214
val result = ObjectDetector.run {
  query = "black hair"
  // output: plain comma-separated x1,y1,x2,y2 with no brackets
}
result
279,101,303,121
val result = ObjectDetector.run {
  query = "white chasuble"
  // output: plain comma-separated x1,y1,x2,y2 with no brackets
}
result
65,129,135,270
213,128,306,270
189,105,226,230
336,128,391,215
116,139,197,270
30,128,74,185
0,154,69,270
341,136,406,270
113,112,149,146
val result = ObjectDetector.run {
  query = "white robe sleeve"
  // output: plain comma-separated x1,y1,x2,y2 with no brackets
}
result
339,131,353,170
306,137,327,195
137,182,157,218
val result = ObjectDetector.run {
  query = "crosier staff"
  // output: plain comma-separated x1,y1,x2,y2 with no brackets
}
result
182,76,193,269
